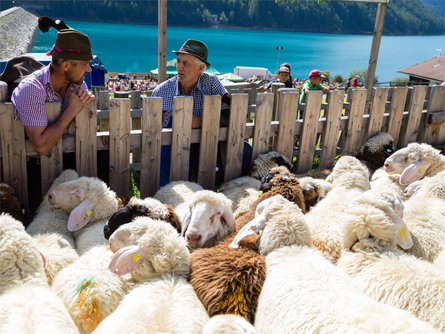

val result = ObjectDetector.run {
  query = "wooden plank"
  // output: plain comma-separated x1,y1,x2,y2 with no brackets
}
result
40,102,63,196
224,94,249,182
97,90,109,110
271,82,285,121
297,90,322,174
387,87,408,144
158,0,167,83
75,100,97,177
423,85,445,145
0,103,28,209
130,90,142,109
170,96,193,182
198,96,221,189
320,90,344,170
276,91,299,162
109,98,131,199
140,97,162,197
252,93,274,160
343,89,367,155
402,86,428,146
366,87,389,138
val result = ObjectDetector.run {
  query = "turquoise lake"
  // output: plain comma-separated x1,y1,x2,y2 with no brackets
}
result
29,21,445,83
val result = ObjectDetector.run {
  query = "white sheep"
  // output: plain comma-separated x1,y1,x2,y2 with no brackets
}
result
402,170,445,262
26,169,80,248
93,217,209,334
203,314,257,334
305,155,370,263
219,176,261,218
237,197,439,334
0,213,79,333
154,180,203,208
47,176,119,255
336,189,445,331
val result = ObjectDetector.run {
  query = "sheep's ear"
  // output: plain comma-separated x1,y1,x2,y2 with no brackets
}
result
221,203,235,233
39,251,47,269
393,214,413,250
67,199,95,232
230,214,267,248
181,206,192,237
399,159,430,185
108,245,146,275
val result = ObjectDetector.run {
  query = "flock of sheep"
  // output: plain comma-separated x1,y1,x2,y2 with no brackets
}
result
0,132,444,334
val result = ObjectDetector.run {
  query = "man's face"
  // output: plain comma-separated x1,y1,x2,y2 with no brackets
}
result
278,72,290,83
66,60,92,85
176,53,205,88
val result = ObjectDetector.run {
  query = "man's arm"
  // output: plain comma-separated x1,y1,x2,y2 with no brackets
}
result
26,87,94,155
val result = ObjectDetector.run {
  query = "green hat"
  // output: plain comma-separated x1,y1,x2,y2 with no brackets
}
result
173,39,210,67
46,29,93,61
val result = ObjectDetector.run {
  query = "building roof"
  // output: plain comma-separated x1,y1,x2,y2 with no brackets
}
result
398,54,445,82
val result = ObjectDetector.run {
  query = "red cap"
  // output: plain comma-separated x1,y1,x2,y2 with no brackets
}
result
309,69,326,79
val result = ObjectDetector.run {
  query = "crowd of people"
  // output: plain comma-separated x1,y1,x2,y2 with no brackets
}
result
105,75,158,92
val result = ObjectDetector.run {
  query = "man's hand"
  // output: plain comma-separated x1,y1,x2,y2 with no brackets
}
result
67,87,95,115
77,87,95,104
192,115,202,129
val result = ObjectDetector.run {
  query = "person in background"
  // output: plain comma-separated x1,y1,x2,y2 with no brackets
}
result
346,77,352,91
264,64,293,91
152,39,252,186
299,69,330,104
352,75,358,87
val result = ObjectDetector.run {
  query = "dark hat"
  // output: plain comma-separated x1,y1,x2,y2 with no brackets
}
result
173,39,210,67
309,69,326,79
46,29,93,61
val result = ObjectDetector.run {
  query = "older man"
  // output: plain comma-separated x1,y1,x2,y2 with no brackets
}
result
153,39,251,186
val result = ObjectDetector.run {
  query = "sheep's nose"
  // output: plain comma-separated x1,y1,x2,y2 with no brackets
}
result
47,192,54,203
187,233,202,245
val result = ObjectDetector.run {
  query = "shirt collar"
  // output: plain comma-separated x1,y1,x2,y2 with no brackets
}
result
175,73,204,96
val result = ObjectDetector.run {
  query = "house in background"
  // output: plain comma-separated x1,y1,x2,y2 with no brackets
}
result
398,54,445,85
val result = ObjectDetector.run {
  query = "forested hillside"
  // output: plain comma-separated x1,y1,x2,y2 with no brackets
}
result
3,0,444,35
421,0,445,20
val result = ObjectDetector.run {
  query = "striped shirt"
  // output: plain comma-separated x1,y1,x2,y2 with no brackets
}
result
152,72,227,127
11,64,87,127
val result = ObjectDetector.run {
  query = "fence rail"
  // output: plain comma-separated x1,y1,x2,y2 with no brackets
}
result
1,85,444,210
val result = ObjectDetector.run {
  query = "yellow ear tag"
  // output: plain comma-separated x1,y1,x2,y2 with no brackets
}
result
22,209,25,214
86,210,93,217
419,168,424,174
132,253,141,263
399,228,406,237
258,190,263,196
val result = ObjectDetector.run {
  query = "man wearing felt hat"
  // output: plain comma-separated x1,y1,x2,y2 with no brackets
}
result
11,28,95,155
152,39,251,186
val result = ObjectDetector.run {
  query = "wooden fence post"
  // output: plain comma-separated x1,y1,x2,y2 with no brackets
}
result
402,86,428,146
109,98,131,199
224,94,249,182
0,103,28,210
423,85,445,145
297,90,322,174
386,87,408,146
366,87,389,139
140,97,163,197
276,91,299,163
76,100,98,177
40,102,63,196
251,93,274,160
97,90,110,110
198,95,221,189
170,96,193,182
343,89,367,155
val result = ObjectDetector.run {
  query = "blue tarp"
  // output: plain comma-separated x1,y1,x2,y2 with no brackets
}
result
0,53,107,88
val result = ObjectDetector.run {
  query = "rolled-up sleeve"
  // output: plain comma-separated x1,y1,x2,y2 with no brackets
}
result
11,79,48,127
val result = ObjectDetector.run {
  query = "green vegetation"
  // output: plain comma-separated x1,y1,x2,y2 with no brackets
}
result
331,74,344,84
8,0,444,35
390,77,410,87
348,69,378,85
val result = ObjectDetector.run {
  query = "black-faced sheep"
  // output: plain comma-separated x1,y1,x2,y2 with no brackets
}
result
356,132,396,174
0,183,27,224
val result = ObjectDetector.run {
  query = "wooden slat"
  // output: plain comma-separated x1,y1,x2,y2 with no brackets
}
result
387,87,408,144
170,97,193,182
271,82,285,121
140,97,162,197
402,86,428,146
40,102,63,196
0,103,28,209
198,96,221,189
343,89,367,155
366,87,389,138
320,90,344,170
224,94,249,182
97,90,109,110
76,101,97,177
277,91,299,162
297,90,322,173
252,93,274,160
423,85,445,145
109,98,131,199
130,90,142,109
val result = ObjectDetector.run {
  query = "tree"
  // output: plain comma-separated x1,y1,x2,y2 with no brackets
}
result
332,74,344,83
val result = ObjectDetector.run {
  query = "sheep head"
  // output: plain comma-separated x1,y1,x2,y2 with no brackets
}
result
181,191,235,249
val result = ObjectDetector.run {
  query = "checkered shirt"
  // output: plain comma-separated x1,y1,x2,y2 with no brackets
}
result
11,64,87,126
152,72,227,127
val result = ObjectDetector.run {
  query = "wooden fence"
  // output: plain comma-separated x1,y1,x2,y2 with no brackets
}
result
0,85,444,211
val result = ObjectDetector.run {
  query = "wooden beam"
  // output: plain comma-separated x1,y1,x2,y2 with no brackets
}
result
365,2,387,102
158,0,167,84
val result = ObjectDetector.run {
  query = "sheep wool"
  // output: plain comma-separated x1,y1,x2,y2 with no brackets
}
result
203,314,257,334
219,176,261,218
